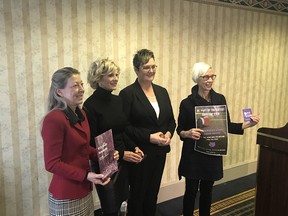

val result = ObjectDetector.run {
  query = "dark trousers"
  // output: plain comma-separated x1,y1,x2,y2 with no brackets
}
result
128,153,166,216
183,178,214,216
91,161,129,215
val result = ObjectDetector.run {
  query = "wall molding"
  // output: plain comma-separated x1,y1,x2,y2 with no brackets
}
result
187,0,288,16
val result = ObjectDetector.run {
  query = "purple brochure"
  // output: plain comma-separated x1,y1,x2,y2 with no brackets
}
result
242,108,252,122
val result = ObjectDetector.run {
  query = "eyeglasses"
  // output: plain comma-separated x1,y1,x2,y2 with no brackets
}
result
200,75,216,81
141,65,157,71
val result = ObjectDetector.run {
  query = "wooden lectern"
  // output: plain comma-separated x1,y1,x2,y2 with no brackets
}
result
255,123,288,216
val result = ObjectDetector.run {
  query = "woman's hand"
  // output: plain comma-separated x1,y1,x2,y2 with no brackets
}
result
180,128,204,140
158,131,172,146
123,150,143,163
150,132,171,146
134,146,144,158
114,150,119,161
242,114,260,129
87,172,110,185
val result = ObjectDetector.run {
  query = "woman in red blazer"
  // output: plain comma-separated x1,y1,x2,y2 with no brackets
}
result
41,67,111,216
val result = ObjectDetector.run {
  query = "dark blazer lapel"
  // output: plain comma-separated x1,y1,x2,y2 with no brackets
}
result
133,81,158,123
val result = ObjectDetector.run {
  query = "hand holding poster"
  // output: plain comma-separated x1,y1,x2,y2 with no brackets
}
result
195,105,228,156
95,129,118,180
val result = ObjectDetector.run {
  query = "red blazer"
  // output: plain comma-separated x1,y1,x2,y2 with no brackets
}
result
42,108,98,199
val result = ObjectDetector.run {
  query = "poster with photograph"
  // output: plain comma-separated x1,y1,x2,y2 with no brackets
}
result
95,129,118,180
195,105,228,156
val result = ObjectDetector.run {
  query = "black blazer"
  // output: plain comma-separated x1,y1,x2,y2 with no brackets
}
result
119,79,176,155
177,85,244,181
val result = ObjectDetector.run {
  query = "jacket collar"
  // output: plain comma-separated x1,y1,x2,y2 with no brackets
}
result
62,106,85,126
93,86,113,100
189,85,216,105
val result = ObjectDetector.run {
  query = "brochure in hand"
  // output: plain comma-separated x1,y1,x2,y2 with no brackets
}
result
195,105,228,156
242,108,253,122
94,129,118,180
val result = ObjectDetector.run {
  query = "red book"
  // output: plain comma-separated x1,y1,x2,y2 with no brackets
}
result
95,129,118,180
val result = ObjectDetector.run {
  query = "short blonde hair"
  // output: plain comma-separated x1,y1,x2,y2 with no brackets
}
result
87,58,120,89
192,62,211,83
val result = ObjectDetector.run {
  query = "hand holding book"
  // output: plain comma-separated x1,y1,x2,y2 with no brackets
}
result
87,172,110,185
114,150,119,161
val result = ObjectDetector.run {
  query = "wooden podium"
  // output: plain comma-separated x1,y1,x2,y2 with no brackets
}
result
255,123,288,216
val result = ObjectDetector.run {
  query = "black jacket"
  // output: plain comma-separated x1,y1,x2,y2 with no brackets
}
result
177,85,244,181
119,79,176,155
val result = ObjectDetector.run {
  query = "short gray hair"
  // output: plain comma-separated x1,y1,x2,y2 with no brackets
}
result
192,62,212,83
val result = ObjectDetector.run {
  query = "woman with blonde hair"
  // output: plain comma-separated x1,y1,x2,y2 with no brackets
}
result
84,58,144,216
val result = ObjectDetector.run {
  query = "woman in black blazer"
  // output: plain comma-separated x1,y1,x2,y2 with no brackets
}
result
119,49,176,216
177,62,260,216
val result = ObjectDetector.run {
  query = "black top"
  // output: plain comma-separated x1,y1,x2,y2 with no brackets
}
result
83,87,132,213
177,85,244,181
83,87,136,160
119,79,176,155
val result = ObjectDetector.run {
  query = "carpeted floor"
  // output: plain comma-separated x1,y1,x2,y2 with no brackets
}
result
156,173,256,216
194,188,255,216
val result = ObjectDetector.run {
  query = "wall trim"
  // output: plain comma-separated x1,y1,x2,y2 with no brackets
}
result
186,0,288,16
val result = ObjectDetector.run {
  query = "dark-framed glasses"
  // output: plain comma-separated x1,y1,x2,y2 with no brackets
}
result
142,65,157,71
200,74,216,81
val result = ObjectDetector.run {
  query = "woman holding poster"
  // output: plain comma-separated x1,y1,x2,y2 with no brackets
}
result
177,62,260,216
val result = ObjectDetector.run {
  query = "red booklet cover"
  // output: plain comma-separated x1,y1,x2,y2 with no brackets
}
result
94,129,118,180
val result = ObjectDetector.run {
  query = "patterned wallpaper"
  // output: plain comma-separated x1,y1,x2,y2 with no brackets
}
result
1,0,288,215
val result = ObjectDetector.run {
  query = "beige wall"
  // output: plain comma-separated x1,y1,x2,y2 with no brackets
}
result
1,0,287,215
